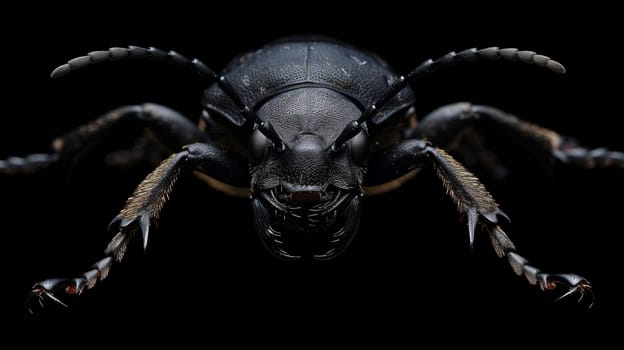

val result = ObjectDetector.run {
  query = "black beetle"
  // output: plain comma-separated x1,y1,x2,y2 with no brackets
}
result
5,37,621,311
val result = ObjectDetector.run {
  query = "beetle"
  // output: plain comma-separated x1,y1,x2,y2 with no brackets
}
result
6,37,621,311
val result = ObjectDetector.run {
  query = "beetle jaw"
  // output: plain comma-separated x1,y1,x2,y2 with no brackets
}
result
251,186,361,260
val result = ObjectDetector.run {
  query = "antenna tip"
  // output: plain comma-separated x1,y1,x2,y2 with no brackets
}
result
50,64,70,78
547,60,566,74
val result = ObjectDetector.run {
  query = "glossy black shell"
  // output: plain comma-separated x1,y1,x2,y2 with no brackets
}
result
202,38,415,127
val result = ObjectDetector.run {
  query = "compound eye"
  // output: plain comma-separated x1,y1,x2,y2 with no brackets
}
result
350,130,369,165
250,129,270,164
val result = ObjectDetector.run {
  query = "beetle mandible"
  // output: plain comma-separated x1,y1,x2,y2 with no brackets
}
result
6,37,622,311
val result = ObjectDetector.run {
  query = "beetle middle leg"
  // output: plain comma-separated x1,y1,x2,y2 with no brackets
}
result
367,139,594,305
27,142,249,312
411,102,624,172
1,103,206,174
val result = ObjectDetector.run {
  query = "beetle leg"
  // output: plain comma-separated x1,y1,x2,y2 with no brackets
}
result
369,140,508,248
25,149,187,312
26,258,112,313
552,139,624,168
105,132,168,168
27,143,249,311
1,103,205,175
489,225,594,307
368,139,593,306
0,153,60,174
413,102,624,171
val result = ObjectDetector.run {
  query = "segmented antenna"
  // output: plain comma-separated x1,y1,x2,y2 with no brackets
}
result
50,46,218,80
330,47,566,152
407,47,565,81
50,45,286,148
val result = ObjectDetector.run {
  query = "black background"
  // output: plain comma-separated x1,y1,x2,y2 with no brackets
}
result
3,3,622,342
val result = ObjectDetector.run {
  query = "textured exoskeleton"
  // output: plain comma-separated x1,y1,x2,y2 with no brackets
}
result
5,37,621,311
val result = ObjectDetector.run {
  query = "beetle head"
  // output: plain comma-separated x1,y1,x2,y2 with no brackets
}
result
250,88,368,260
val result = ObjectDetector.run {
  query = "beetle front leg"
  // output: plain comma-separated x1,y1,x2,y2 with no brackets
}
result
368,140,508,248
367,139,593,306
27,151,187,313
27,142,249,312
488,225,593,306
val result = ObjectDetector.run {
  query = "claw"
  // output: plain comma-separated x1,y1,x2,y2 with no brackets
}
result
539,273,594,308
25,289,42,314
555,285,582,302
26,285,68,314
554,283,594,308
40,289,69,308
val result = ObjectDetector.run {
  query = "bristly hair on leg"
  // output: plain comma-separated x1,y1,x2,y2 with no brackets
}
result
430,147,508,248
109,151,186,251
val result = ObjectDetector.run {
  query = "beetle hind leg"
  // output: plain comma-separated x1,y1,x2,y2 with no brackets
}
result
2,103,205,175
552,136,624,168
0,153,60,174
104,133,167,169
414,102,624,172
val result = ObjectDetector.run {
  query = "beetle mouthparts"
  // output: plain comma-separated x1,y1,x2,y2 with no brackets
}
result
251,187,361,260
271,184,339,206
